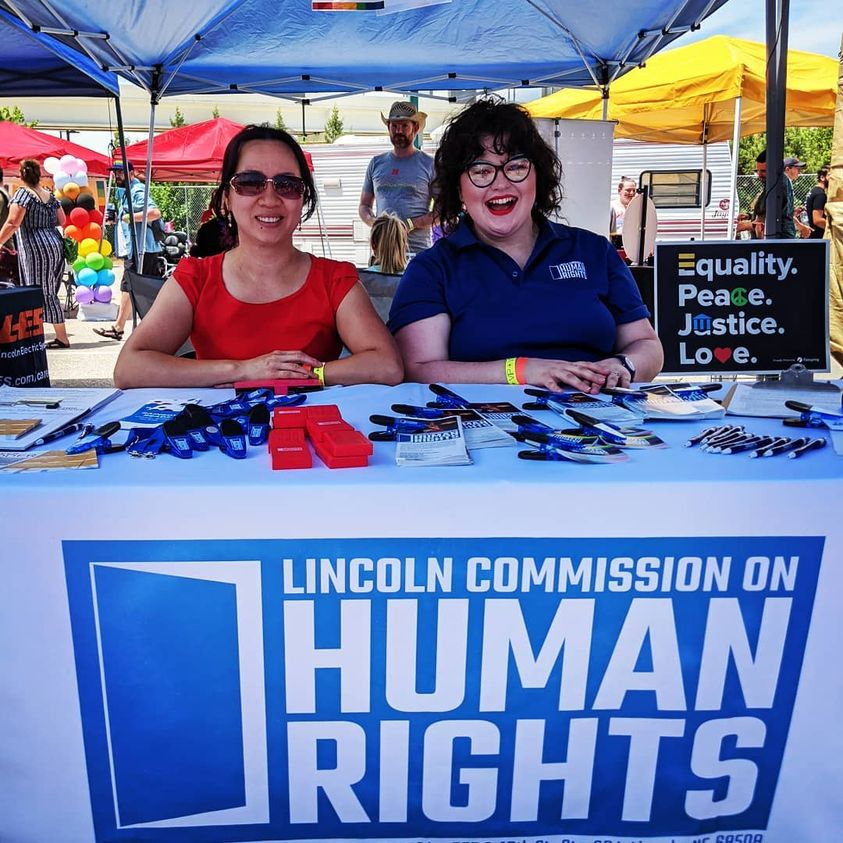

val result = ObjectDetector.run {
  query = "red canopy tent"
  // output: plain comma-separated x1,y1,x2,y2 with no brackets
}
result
121,117,313,182
0,121,111,177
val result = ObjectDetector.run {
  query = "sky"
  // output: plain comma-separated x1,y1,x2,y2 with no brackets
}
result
683,0,841,58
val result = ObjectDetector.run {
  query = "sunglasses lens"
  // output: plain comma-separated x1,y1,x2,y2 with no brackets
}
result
272,176,305,199
231,175,266,195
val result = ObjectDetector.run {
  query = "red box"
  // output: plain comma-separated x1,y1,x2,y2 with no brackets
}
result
307,418,353,444
305,404,342,422
320,429,373,458
314,444,369,469
269,429,312,470
272,408,307,430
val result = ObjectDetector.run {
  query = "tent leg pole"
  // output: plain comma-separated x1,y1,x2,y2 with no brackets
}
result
138,101,157,265
765,0,789,237
700,106,708,241
728,96,743,240
114,97,140,268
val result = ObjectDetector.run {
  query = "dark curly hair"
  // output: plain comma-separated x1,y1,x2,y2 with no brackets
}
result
20,158,41,187
211,125,317,242
432,98,563,234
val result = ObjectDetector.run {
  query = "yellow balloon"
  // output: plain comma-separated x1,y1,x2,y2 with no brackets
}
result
99,239,112,257
64,182,80,200
78,237,98,256
54,189,63,200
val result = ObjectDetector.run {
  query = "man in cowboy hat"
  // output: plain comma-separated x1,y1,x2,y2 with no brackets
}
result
359,100,435,255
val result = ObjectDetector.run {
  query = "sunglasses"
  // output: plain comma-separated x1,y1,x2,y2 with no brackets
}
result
465,155,532,188
229,171,306,199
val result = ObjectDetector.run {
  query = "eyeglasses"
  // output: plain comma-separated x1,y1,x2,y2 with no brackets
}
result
229,171,306,199
465,155,532,188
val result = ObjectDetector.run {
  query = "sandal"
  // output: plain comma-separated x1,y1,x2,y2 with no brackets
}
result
94,325,124,341
46,338,70,349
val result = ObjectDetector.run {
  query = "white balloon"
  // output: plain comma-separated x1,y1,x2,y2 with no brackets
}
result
53,173,71,190
59,154,76,168
74,158,87,173
43,156,61,175
72,171,89,187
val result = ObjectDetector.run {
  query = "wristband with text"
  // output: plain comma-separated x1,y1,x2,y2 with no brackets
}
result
312,365,325,386
505,357,524,385
406,217,415,232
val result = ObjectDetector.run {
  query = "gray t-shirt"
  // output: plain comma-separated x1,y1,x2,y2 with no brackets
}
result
363,149,434,252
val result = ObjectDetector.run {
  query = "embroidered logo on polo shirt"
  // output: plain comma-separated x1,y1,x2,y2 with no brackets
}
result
549,261,587,280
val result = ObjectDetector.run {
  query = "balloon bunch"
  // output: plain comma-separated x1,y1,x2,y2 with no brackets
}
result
44,155,115,305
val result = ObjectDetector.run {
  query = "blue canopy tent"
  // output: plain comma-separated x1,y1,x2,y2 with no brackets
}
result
0,7,117,96
0,0,731,101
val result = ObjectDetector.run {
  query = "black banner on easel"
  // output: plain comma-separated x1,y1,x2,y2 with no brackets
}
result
0,286,50,387
655,240,829,375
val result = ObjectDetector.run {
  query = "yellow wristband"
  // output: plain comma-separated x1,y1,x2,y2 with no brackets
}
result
406,217,415,232
313,365,325,386
505,357,519,385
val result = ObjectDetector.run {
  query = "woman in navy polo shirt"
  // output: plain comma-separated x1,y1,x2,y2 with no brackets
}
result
388,99,663,392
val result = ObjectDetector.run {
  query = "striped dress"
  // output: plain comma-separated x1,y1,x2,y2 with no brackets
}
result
12,187,65,324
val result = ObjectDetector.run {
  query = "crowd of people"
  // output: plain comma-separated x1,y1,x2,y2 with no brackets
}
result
1,96,832,389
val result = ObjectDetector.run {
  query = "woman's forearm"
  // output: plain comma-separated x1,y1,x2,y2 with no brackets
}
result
114,349,242,389
323,348,404,386
618,337,664,382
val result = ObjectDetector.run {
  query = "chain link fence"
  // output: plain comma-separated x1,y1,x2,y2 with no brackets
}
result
148,184,216,240
736,173,818,215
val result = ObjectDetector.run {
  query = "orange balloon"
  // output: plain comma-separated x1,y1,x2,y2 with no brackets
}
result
86,222,103,241
64,224,83,242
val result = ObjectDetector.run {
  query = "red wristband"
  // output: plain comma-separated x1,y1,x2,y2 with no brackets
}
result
515,357,528,385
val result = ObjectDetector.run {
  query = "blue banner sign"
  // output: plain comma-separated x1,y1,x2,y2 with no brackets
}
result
64,536,823,842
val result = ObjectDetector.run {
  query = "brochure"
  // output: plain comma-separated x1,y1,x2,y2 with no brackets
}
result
616,385,725,420
395,415,472,467
723,382,842,419
0,386,121,451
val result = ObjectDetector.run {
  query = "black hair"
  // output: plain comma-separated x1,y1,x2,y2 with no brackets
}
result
20,158,41,187
432,97,562,234
756,149,767,164
818,165,830,180
211,125,317,239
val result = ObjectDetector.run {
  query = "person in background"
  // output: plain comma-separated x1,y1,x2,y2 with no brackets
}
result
805,165,829,239
0,167,10,231
0,158,70,348
113,124,402,389
609,176,637,240
359,101,435,255
389,98,662,392
369,213,408,274
783,156,807,239
94,160,163,342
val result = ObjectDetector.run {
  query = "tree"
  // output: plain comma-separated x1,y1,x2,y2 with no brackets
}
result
170,106,186,128
323,105,344,143
212,104,220,119
737,128,832,174
0,105,37,127
274,108,287,132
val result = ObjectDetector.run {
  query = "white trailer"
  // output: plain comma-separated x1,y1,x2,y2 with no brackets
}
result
295,133,734,265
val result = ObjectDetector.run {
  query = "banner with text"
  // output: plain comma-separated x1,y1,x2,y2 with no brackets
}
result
655,241,829,375
64,536,824,843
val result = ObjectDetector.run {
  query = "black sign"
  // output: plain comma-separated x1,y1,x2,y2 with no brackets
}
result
0,286,50,387
655,240,829,375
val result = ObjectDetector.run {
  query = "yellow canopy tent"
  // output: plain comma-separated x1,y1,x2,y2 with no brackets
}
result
526,35,836,143
527,36,837,238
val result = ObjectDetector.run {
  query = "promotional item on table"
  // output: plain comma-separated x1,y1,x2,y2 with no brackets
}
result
0,386,120,450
